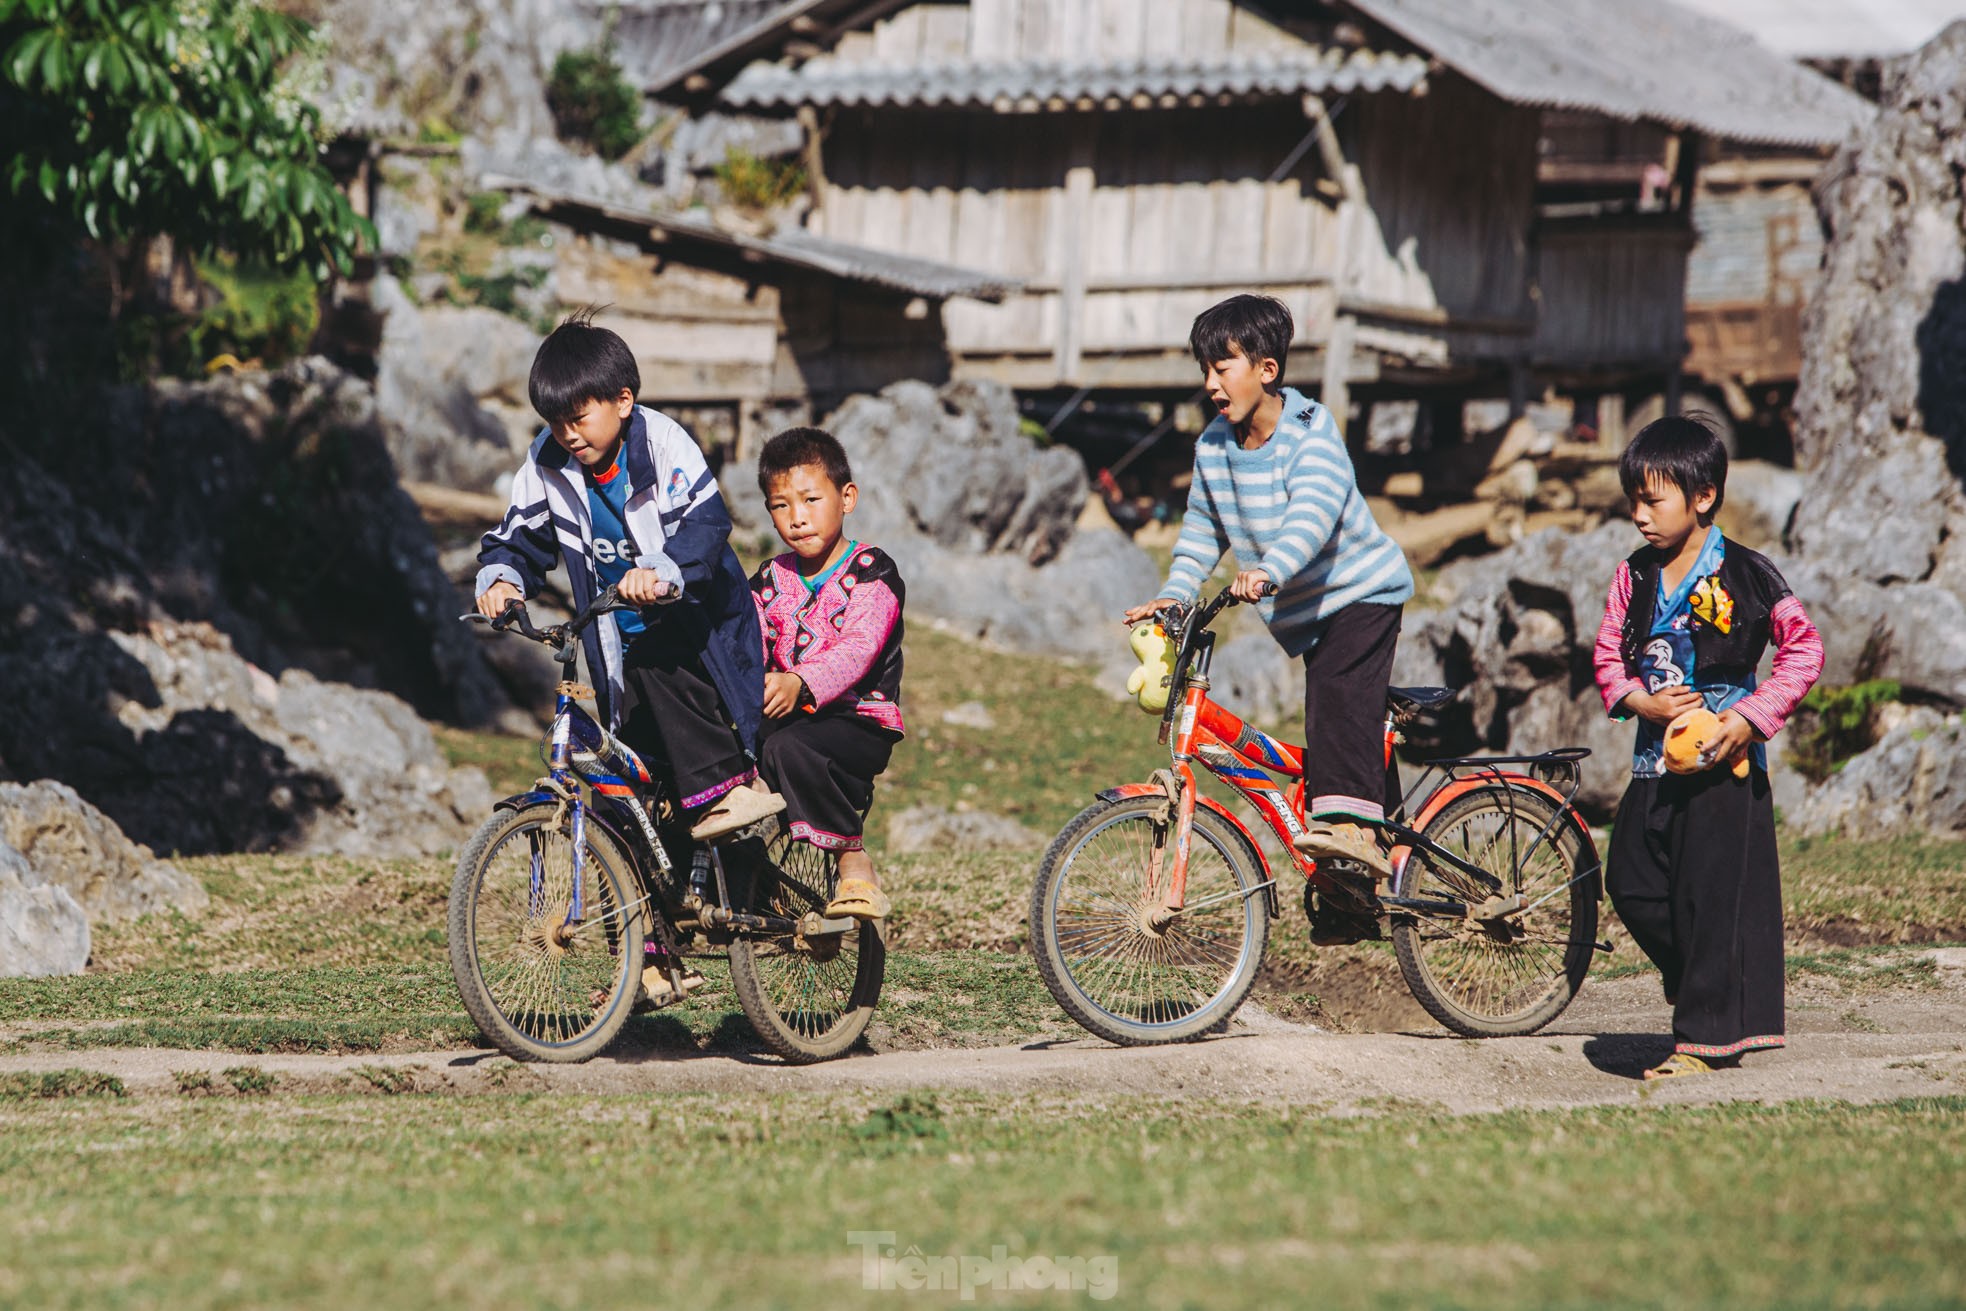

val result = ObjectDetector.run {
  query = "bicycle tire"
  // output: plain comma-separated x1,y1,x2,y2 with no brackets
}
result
1030,794,1272,1046
727,829,885,1064
448,803,645,1063
1391,784,1598,1038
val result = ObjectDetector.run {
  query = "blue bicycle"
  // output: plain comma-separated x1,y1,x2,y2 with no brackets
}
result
447,586,884,1063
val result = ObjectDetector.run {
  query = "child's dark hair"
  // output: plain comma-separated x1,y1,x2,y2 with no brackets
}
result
1619,413,1728,522
528,307,641,423
1189,293,1293,377
758,426,853,494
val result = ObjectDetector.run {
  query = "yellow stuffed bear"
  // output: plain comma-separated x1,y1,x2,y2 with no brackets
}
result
1125,622,1176,713
1663,705,1750,778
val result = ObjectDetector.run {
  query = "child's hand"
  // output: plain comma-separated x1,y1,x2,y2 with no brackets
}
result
762,671,805,719
1122,600,1171,626
1626,684,1702,727
1705,709,1758,768
476,580,522,620
1229,569,1275,602
617,568,676,606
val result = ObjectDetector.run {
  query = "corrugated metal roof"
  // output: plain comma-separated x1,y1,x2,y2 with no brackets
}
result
720,47,1429,110
484,178,1018,301
623,0,916,103
1343,0,1878,147
608,0,795,88
1669,0,1964,60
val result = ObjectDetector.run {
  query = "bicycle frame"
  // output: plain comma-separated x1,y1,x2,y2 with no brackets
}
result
1137,593,1599,921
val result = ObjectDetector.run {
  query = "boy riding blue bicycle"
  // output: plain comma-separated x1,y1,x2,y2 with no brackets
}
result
475,310,785,1000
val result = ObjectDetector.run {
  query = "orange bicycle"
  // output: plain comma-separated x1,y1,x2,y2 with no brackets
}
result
1029,584,1605,1045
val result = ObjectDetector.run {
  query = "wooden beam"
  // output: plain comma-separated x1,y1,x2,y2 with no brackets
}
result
1055,121,1097,386
1323,313,1357,435
1023,272,1335,294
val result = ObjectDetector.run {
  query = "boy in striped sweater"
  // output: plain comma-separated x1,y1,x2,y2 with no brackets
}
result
1125,295,1414,935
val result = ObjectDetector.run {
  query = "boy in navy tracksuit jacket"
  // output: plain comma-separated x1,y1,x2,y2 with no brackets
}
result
475,311,783,841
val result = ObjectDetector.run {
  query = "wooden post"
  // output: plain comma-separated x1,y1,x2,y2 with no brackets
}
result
1323,313,1356,435
1598,392,1626,449
1055,120,1096,386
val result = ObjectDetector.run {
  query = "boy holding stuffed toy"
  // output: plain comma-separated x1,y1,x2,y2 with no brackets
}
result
1592,415,1824,1080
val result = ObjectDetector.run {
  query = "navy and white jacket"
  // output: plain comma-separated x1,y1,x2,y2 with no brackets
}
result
475,406,765,753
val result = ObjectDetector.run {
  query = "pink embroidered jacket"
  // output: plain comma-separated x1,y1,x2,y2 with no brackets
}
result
1592,553,1824,744
751,545,905,734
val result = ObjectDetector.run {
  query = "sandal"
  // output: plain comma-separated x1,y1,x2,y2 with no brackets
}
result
635,964,707,1012
1643,1052,1713,1081
825,877,891,921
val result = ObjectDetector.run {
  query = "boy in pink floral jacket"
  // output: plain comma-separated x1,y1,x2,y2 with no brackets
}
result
750,427,905,921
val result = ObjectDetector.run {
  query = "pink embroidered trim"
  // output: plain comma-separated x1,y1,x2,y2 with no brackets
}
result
682,767,758,811
1309,796,1385,823
1594,561,1637,715
788,820,862,852
1675,1035,1786,1058
1734,596,1824,739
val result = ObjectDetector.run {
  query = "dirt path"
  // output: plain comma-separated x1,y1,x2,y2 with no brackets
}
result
9,952,1964,1114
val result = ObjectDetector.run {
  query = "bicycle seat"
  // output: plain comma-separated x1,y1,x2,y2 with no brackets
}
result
1388,685,1458,714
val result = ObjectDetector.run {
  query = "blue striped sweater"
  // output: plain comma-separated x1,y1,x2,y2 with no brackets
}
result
1158,387,1413,656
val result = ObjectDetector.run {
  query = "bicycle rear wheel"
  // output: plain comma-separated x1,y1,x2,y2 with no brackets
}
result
1030,794,1272,1046
727,829,885,1064
1391,785,1598,1037
448,803,645,1062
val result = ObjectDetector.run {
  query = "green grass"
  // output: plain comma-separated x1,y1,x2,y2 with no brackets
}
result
1782,832,1966,944
0,1069,125,1100
0,953,1070,1057
0,1093,1961,1309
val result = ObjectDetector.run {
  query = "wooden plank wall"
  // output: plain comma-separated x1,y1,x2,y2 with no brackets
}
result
1532,221,1692,371
1344,74,1540,325
831,0,1294,63
815,100,1346,382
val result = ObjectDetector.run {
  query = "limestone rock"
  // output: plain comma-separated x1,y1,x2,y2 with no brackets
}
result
886,806,1046,854
0,837,91,978
0,781,205,925
1782,709,1966,839
733,378,1163,661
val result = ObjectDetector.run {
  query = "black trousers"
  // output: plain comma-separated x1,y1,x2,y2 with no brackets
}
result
757,707,897,852
617,625,753,810
1302,602,1402,823
1608,768,1786,1058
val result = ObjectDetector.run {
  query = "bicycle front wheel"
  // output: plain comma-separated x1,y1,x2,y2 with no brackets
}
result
1392,784,1598,1037
448,803,645,1063
1030,794,1272,1046
727,829,885,1064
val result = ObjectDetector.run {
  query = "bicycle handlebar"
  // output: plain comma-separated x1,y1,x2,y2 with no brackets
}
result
459,584,646,652
1157,578,1277,641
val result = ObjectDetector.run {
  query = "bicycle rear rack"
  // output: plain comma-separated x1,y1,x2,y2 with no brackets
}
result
1394,746,1591,822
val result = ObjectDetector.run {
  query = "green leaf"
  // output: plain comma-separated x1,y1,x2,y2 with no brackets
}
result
81,40,104,89
210,155,229,198
37,24,66,91
101,41,125,95
6,29,48,86
82,199,99,238
36,158,54,203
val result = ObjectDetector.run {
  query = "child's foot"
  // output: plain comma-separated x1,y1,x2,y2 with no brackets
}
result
1642,1052,1713,1081
826,877,891,921
1294,822,1392,879
689,779,786,841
